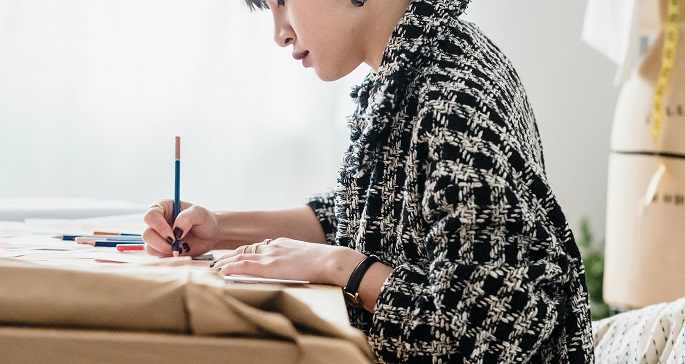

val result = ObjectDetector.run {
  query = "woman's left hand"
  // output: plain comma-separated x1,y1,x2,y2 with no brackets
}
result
211,238,364,285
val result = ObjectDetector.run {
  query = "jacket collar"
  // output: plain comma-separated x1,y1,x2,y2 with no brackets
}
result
343,0,471,177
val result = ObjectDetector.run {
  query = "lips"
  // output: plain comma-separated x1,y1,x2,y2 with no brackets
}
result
292,50,309,61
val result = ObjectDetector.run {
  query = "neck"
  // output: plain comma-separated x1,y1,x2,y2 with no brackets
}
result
363,0,412,72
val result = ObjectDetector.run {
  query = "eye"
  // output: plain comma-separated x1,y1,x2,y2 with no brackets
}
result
276,0,285,6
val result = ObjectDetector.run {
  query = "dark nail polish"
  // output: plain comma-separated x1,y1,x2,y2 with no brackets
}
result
209,261,216,268
166,236,174,245
174,227,183,240
182,242,190,253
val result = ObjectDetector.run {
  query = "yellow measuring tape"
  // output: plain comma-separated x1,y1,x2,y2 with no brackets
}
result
645,0,680,208
651,0,680,146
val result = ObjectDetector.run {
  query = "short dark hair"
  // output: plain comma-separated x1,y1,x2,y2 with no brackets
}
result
243,0,269,11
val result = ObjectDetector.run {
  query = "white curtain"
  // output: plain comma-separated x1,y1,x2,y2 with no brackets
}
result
0,0,368,211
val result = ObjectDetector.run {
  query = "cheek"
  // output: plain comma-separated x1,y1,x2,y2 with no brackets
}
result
293,9,343,47
308,25,354,60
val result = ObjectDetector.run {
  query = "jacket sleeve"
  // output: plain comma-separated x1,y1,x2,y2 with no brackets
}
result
367,112,579,362
305,191,338,245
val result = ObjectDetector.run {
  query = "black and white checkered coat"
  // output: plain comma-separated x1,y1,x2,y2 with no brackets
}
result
306,0,594,362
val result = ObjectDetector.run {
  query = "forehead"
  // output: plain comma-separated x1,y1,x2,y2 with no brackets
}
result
244,0,269,10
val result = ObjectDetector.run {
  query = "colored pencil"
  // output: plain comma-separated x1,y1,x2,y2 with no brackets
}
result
172,136,181,257
81,240,144,248
94,231,141,236
75,236,144,243
58,233,142,241
117,244,145,251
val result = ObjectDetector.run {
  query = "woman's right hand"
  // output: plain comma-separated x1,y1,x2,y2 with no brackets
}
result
142,200,219,257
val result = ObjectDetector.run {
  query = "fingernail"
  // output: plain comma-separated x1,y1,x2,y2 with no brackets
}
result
166,236,174,245
209,261,216,268
182,242,190,253
174,227,183,240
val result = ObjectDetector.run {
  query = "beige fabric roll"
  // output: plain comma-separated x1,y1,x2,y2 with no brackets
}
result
0,258,373,363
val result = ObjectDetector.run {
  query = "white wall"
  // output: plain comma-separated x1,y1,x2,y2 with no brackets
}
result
0,0,359,212
0,0,619,237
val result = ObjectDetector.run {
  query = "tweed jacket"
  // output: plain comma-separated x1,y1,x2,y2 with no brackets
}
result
306,0,594,362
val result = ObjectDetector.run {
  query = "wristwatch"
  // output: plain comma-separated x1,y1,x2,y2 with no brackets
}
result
343,255,380,308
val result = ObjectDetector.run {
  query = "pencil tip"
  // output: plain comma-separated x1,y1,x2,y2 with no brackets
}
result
171,240,180,257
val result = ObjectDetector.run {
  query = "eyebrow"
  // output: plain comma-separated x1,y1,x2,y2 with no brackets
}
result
243,0,269,11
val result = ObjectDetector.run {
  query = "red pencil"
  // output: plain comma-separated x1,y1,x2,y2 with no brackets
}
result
116,244,145,252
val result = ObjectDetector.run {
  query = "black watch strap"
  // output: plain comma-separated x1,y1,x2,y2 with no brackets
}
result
343,255,380,308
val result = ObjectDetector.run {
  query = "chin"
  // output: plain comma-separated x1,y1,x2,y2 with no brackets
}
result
314,68,346,82
314,62,360,82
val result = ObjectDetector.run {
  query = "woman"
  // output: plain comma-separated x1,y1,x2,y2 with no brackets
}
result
143,0,595,362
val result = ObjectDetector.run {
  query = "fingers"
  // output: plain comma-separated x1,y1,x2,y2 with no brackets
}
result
171,205,210,241
217,239,273,259
216,242,263,261
212,240,273,274
143,200,175,245
142,226,176,256
143,227,172,257
143,228,193,257
213,253,265,276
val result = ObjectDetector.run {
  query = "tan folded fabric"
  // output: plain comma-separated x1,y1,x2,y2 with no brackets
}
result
0,258,374,363
0,327,373,364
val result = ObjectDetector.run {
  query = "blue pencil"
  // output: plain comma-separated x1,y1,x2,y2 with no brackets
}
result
58,233,142,241
88,241,146,248
75,236,144,243
93,232,141,236
172,136,181,257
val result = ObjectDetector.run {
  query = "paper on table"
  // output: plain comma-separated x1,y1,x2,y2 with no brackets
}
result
0,247,158,263
0,235,93,250
25,218,145,236
223,275,309,285
92,251,162,264
0,234,160,264
0,221,32,238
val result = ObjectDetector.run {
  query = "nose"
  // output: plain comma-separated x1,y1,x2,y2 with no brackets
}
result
272,14,295,47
